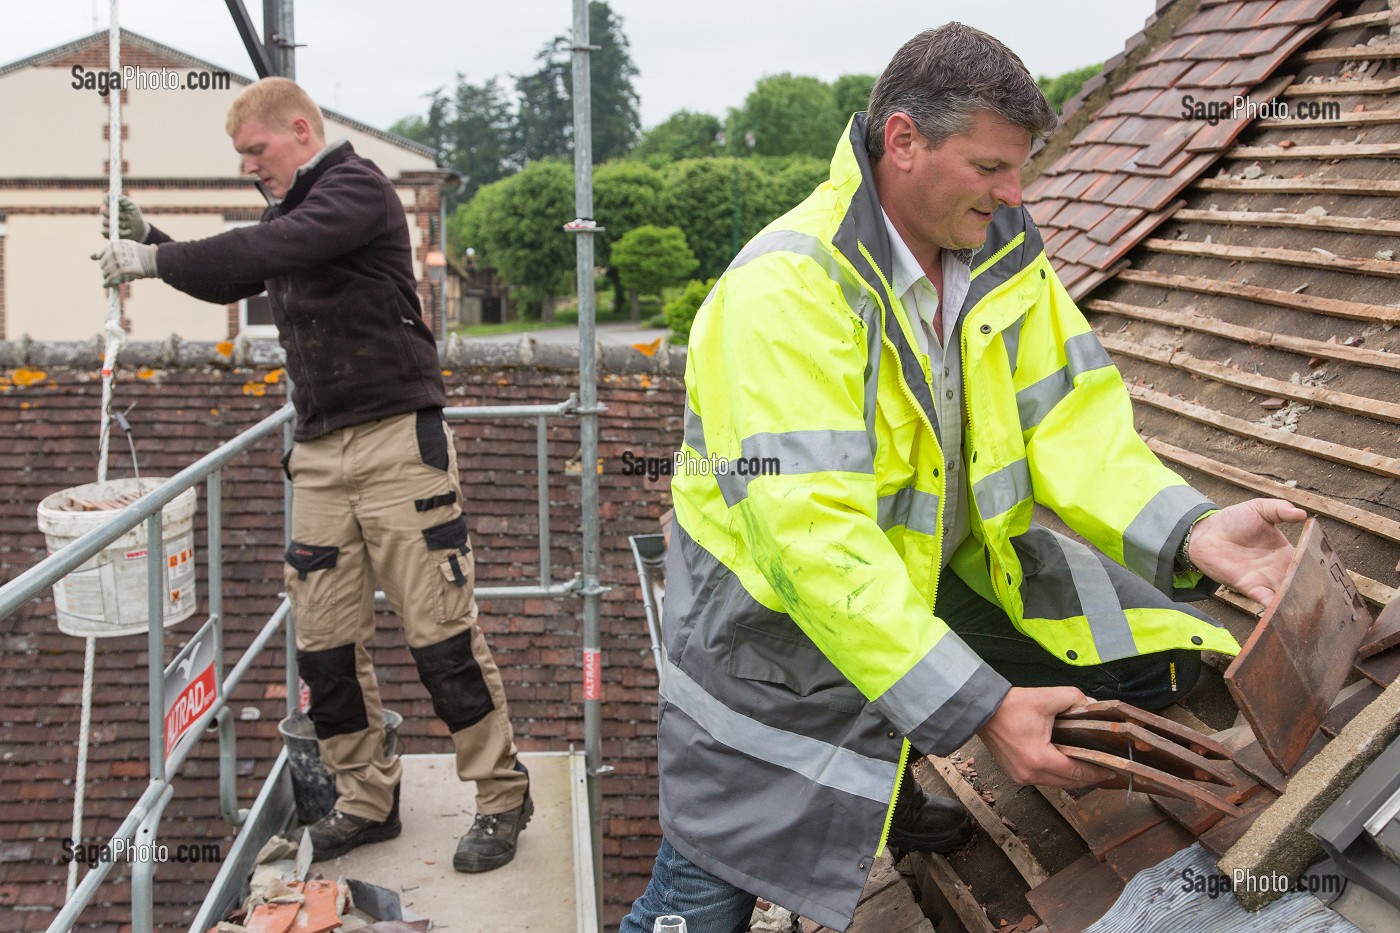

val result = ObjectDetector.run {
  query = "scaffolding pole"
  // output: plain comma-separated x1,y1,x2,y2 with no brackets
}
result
569,0,606,926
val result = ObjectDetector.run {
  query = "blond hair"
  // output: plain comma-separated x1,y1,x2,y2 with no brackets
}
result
226,77,326,141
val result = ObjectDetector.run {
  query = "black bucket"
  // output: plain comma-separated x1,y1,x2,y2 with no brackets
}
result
277,709,403,825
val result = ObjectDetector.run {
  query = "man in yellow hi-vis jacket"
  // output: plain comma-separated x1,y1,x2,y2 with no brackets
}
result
621,24,1304,933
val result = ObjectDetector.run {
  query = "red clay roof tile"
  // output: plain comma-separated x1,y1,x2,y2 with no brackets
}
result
1132,123,1197,169
1086,207,1148,245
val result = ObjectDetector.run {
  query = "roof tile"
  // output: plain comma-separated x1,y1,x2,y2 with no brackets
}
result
1107,115,1166,146
1086,206,1149,245
1132,123,1197,168
1124,60,1197,90
1256,0,1336,28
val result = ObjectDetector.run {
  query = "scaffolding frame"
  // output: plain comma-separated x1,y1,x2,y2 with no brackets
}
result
0,4,609,928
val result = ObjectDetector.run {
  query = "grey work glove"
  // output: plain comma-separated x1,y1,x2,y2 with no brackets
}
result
99,195,150,243
91,240,159,287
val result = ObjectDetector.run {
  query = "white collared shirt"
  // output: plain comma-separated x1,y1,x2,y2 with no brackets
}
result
881,209,974,567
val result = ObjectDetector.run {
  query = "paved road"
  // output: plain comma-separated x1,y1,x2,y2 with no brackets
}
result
467,321,670,347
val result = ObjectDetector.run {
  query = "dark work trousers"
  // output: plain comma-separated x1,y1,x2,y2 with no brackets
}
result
936,570,1202,710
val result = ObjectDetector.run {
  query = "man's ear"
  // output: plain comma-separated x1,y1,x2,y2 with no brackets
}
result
882,112,920,172
290,116,313,144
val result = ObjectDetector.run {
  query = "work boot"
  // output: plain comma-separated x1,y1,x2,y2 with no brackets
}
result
454,762,533,873
887,764,974,853
308,785,401,861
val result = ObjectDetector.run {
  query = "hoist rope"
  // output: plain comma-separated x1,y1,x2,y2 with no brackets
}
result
69,0,124,899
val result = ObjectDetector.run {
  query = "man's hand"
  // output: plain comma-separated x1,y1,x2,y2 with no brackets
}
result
91,240,159,288
976,686,1115,788
99,195,149,243
1189,498,1306,605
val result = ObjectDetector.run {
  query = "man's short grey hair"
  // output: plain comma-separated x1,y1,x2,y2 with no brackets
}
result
866,23,1058,159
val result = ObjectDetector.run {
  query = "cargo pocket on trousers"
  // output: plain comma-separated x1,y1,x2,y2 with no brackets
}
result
284,541,340,638
415,408,450,471
422,515,476,624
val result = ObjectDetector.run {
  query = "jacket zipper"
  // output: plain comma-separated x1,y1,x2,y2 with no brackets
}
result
856,242,945,856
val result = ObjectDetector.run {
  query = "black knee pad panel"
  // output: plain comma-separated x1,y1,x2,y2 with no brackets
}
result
297,643,370,739
410,628,495,732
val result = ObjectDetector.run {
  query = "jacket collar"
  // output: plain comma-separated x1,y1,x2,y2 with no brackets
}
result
262,138,353,210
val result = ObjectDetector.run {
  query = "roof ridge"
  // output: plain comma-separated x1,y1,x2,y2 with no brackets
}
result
0,28,439,162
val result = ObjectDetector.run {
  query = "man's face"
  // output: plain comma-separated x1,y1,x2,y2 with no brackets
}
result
232,118,314,199
898,109,1033,253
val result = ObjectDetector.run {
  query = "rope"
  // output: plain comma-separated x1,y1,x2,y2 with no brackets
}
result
67,638,97,898
96,0,126,485
70,0,124,898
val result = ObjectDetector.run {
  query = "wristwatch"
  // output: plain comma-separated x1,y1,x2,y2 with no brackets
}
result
1177,520,1200,575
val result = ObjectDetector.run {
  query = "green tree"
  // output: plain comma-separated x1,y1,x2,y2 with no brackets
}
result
1037,63,1103,113
392,78,519,204
663,276,716,344
453,161,575,319
516,59,573,164
766,155,829,211
658,158,779,278
726,74,839,160
831,73,876,120
632,111,723,165
610,225,699,317
519,1,641,164
593,161,665,311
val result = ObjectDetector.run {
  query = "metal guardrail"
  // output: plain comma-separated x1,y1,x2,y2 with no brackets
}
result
1,396,594,932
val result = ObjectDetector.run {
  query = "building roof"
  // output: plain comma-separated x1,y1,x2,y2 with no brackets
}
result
0,28,439,162
1026,0,1399,622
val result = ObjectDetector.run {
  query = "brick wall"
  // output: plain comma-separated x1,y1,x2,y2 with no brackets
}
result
0,222,6,340
0,344,682,929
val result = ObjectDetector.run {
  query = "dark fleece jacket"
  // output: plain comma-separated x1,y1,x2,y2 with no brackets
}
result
151,142,446,440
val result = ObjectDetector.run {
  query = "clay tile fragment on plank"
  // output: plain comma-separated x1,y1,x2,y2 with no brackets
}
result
1026,853,1125,933
1060,787,1168,859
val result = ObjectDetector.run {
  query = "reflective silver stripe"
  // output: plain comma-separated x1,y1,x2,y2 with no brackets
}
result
1049,533,1138,661
660,659,897,804
1065,331,1113,377
1015,331,1114,432
730,229,868,314
875,631,986,738
717,429,873,507
861,295,880,455
1016,368,1072,432
683,399,707,459
877,486,940,536
1123,484,1213,582
972,458,1031,520
1003,313,1025,378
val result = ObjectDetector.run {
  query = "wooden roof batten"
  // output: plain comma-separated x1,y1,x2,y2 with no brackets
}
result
1024,0,1400,609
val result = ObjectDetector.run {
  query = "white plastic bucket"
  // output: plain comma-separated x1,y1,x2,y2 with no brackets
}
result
36,478,199,638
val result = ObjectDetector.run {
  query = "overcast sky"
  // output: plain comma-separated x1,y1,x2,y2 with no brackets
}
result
2,1,1155,133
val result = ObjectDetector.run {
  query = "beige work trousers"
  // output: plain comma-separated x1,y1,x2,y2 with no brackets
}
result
285,409,527,822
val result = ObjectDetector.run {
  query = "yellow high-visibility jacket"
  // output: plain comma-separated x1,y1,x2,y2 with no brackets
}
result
657,115,1238,930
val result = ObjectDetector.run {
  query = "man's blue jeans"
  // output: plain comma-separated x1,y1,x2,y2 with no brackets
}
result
619,837,755,933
